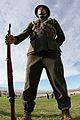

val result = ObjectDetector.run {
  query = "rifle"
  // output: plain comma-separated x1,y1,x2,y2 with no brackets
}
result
7,24,16,120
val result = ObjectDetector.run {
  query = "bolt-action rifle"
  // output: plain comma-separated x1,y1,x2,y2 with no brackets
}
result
7,24,16,120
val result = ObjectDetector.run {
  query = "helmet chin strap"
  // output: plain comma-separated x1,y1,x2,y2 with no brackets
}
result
38,13,47,19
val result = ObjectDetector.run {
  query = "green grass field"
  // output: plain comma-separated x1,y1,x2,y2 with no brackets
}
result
0,94,80,120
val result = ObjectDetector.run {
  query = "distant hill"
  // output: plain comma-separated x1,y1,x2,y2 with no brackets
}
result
0,87,7,91
0,80,80,92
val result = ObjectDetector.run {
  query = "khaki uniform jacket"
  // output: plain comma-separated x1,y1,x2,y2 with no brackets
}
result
14,18,65,55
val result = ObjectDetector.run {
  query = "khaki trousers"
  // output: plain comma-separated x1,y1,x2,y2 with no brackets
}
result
23,52,71,113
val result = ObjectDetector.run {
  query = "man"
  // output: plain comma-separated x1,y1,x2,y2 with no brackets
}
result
5,5,72,120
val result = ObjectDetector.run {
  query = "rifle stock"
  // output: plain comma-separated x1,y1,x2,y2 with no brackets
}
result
7,24,16,120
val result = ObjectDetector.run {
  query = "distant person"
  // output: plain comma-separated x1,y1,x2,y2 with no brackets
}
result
5,4,72,120
46,93,49,99
51,92,54,99
0,91,1,97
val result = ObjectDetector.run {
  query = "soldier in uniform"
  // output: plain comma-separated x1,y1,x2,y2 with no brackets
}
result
5,5,72,120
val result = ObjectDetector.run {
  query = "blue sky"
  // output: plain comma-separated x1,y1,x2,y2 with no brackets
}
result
0,0,80,90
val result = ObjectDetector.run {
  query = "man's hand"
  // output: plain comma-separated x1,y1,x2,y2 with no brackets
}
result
5,35,16,44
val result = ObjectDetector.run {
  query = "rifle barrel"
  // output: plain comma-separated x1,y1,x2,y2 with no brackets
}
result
7,24,16,120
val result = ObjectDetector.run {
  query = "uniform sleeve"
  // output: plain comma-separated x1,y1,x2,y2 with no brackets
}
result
14,22,33,45
54,19,65,46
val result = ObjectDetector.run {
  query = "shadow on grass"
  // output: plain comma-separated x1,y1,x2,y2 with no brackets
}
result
0,110,10,117
32,114,80,120
0,110,22,118
32,113,60,118
0,111,23,120
73,116,80,120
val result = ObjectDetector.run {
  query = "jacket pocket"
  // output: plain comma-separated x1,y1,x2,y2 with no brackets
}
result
47,39,61,51
28,40,36,53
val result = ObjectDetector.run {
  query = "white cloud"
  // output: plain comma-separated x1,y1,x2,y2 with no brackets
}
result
64,66,80,78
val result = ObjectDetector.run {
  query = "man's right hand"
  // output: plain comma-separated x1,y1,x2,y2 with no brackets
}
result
5,35,16,44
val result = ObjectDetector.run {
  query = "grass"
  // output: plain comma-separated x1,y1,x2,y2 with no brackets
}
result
0,94,80,120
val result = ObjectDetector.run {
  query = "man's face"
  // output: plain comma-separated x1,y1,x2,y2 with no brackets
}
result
37,7,47,17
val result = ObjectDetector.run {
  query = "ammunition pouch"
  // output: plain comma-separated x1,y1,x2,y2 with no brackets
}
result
30,18,57,41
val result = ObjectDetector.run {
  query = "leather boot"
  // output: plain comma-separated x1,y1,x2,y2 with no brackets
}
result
61,110,73,120
22,111,32,120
